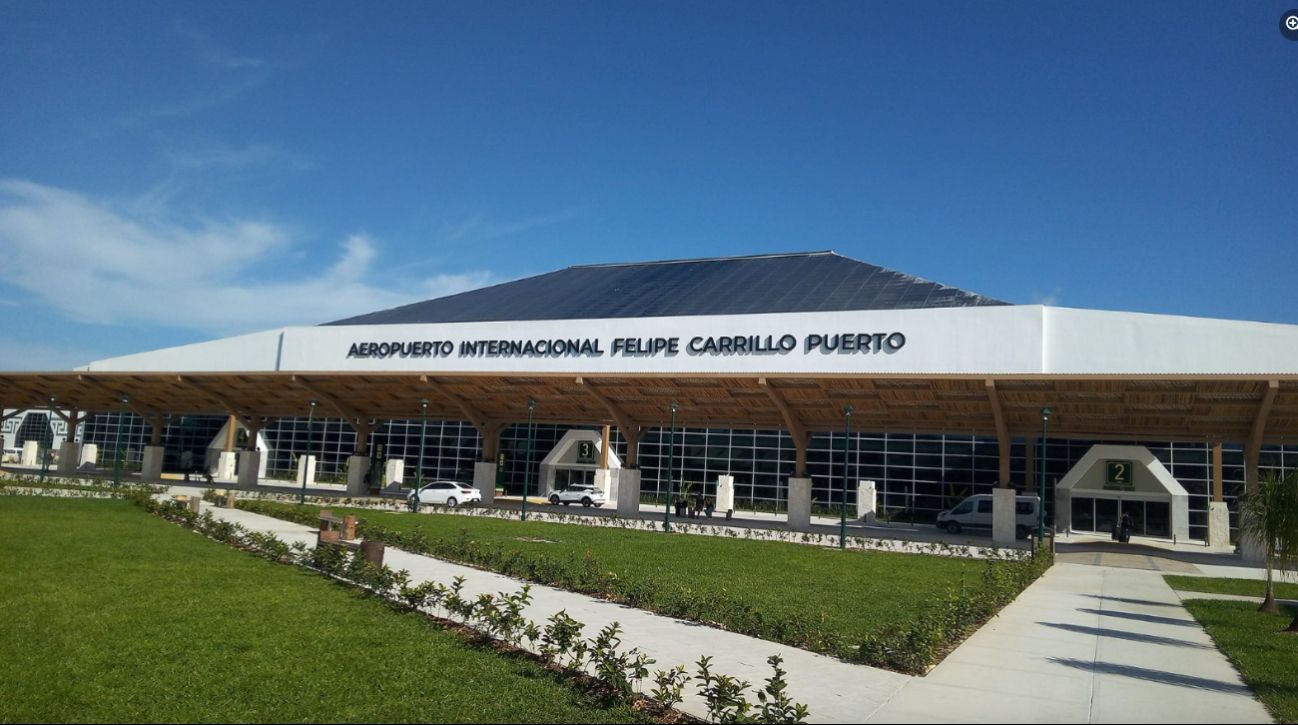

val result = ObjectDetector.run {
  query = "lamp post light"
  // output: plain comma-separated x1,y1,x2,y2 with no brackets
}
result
113,394,129,487
1038,407,1051,542
522,399,536,521
663,402,679,532
841,404,853,550
40,395,55,483
299,398,316,505
413,398,428,513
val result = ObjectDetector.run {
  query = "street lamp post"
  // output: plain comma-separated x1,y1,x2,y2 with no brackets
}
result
299,398,316,505
841,404,852,550
40,395,55,484
1038,407,1051,542
113,394,129,487
413,398,428,513
663,402,678,532
522,399,536,521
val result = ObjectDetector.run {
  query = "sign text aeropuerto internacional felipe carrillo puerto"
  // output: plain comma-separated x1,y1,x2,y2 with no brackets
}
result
345,332,907,359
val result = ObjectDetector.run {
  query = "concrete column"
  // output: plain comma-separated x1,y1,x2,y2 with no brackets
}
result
715,474,735,513
21,440,38,466
79,443,98,468
1241,533,1266,565
593,468,614,499
1207,501,1230,549
217,451,238,481
992,487,1017,545
57,441,80,475
787,477,812,531
384,458,405,489
296,455,317,488
238,450,261,489
857,480,877,523
141,445,165,482
616,469,641,517
474,462,497,505
346,455,371,496
1055,486,1071,536
1172,493,1191,543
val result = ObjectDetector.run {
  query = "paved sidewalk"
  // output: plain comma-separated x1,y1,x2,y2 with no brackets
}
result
199,502,1273,724
869,564,1272,723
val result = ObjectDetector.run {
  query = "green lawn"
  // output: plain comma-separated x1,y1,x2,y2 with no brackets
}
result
1181,599,1298,723
1166,575,1298,600
244,501,980,651
0,496,649,724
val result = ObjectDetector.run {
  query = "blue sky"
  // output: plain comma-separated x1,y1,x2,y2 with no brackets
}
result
0,1,1294,370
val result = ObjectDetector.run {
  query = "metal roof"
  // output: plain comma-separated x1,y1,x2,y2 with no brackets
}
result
326,251,1008,326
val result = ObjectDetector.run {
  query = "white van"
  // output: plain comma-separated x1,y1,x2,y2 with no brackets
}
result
936,494,1040,539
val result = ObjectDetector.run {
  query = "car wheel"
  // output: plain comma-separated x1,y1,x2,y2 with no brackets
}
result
447,497,458,508
1016,525,1028,539
946,521,962,535
582,497,592,507
549,494,560,505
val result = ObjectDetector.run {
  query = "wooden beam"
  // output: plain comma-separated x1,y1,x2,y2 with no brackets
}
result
176,376,246,419
293,376,368,429
986,379,1012,488
577,378,645,463
759,377,813,476
600,425,610,470
1,408,27,424
1245,379,1280,491
422,375,495,435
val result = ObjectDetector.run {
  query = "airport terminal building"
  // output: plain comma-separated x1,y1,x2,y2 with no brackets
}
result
5,251,1298,544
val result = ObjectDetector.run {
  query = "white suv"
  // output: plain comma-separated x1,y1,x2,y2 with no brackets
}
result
548,483,606,507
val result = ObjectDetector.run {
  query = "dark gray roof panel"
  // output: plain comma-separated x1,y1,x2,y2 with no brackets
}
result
325,251,1008,326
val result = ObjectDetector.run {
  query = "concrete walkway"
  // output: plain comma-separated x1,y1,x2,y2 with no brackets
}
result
194,501,1272,724
870,563,1272,723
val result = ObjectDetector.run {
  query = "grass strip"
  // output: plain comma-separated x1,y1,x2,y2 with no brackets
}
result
0,496,650,724
1166,575,1298,601
238,499,1051,673
1181,599,1298,724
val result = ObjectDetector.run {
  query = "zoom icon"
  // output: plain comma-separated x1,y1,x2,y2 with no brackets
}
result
1283,10,1298,40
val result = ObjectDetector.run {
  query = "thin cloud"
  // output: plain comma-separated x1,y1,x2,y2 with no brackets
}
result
447,207,584,243
1031,288,1063,306
0,180,497,335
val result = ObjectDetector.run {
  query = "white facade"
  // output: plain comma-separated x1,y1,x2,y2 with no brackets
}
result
75,305,1298,376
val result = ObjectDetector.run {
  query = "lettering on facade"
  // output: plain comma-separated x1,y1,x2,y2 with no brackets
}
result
346,332,906,359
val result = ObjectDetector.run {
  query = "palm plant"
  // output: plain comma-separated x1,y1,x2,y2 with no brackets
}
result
1237,470,1298,616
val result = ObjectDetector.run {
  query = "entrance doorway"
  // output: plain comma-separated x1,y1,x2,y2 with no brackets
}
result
554,468,594,490
1072,497,1172,537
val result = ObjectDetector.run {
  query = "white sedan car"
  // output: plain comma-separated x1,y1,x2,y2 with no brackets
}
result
547,483,606,507
407,481,481,507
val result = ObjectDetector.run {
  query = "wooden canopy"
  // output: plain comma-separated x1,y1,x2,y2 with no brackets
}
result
2,371,1296,446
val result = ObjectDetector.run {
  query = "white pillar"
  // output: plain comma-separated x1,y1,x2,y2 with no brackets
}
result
141,445,165,482
383,458,405,489
79,443,99,468
57,441,80,475
238,450,261,489
1241,532,1266,565
593,468,614,499
217,451,238,481
856,480,877,522
992,487,1017,545
346,455,371,496
788,477,812,531
1207,501,1230,549
21,440,38,466
474,462,497,505
616,469,641,517
296,455,317,488
715,475,735,513
1172,493,1191,543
